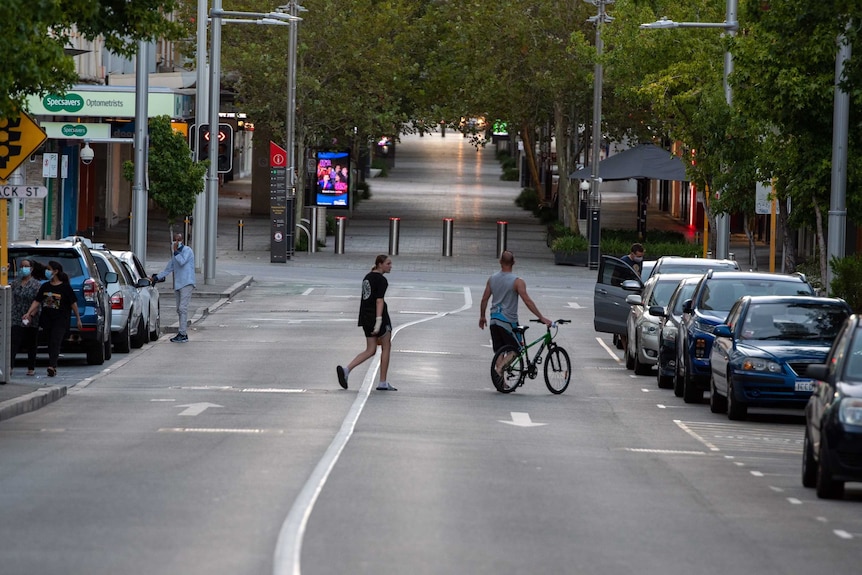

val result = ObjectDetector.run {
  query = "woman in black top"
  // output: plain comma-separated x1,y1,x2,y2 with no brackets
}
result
336,254,396,391
24,261,82,377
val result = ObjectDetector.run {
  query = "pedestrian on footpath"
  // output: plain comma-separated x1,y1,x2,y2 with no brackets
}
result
479,250,551,380
24,261,82,377
337,254,396,391
152,232,195,343
9,259,43,377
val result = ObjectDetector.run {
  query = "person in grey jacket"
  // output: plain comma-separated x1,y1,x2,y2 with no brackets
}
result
152,233,195,343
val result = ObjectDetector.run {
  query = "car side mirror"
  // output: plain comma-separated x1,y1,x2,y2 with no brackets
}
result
625,294,642,305
714,324,732,338
621,279,642,292
136,278,151,288
682,299,693,314
104,271,118,284
807,364,828,381
648,305,665,317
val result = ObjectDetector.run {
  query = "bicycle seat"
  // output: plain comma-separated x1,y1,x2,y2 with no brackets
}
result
513,325,529,335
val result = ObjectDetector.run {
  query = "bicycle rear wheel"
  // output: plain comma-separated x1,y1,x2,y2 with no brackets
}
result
544,345,571,394
491,345,524,393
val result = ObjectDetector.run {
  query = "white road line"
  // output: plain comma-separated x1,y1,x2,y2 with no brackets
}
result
787,498,802,505
834,530,854,539
596,337,622,362
302,288,314,296
273,286,473,575
674,419,721,451
750,471,764,477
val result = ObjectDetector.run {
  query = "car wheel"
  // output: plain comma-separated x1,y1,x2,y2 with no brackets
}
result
673,348,685,397
625,341,635,370
657,362,673,389
682,355,701,404
726,376,748,421
802,427,818,488
114,319,131,353
816,440,845,499
86,338,106,365
131,315,147,349
150,304,160,341
709,375,727,413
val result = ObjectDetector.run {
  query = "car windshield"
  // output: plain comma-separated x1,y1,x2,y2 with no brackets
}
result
701,278,812,313
671,283,698,315
649,280,683,308
658,261,737,274
741,302,849,341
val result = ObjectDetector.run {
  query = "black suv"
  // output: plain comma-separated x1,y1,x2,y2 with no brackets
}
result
9,239,114,365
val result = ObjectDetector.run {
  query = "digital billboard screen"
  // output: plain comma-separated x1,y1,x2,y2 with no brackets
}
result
315,150,350,208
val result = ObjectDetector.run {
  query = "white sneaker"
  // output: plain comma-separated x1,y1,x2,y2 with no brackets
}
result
376,382,397,391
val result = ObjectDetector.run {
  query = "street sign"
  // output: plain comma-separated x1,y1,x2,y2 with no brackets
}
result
0,112,47,180
0,185,48,199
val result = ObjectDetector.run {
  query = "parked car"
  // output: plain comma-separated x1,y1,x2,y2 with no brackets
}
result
676,270,814,404
647,255,739,279
91,249,145,352
596,255,737,346
625,273,699,376
709,296,851,420
112,250,160,341
8,239,113,365
803,314,862,499
651,276,702,391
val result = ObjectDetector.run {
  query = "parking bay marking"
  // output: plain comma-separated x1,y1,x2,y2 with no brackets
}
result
499,412,547,427
177,402,223,416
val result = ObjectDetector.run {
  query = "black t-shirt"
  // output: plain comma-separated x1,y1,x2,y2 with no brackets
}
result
358,271,390,327
35,280,76,323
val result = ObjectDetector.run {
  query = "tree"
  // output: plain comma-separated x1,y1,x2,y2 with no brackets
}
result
1,0,184,119
122,116,208,227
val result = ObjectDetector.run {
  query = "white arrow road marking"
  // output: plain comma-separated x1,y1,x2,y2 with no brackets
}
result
567,302,583,309
177,402,223,416
499,412,547,427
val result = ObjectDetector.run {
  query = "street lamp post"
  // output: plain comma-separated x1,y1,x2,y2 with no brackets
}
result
640,1,738,260
205,4,301,283
585,0,613,270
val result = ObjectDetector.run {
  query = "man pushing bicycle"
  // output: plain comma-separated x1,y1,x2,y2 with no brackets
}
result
479,250,552,358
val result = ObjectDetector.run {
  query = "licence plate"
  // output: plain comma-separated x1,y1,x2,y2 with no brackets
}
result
795,381,815,392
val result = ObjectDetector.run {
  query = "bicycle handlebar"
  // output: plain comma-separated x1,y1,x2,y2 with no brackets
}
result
530,319,570,328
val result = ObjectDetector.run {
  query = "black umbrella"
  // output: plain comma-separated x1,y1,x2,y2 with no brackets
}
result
568,143,689,182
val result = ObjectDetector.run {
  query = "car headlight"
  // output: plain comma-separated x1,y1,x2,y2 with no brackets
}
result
693,319,716,334
640,321,659,336
741,357,782,373
839,398,862,426
662,326,678,344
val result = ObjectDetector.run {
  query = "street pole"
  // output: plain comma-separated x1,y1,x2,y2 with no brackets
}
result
640,1,738,260
132,40,149,265
286,2,298,190
826,27,851,293
193,0,209,272
586,0,613,270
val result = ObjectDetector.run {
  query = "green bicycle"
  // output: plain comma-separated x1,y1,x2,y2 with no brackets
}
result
490,319,571,394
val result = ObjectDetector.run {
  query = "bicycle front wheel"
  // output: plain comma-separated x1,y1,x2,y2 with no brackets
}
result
544,345,571,394
491,345,524,393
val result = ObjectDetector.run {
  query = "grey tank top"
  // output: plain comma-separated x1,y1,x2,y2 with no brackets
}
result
489,271,519,326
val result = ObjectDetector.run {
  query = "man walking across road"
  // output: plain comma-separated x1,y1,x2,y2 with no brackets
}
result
479,251,551,379
152,233,195,343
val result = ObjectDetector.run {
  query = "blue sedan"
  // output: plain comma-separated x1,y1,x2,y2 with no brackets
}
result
709,295,851,420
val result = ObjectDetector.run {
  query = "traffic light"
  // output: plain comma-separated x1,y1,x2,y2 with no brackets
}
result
195,123,233,174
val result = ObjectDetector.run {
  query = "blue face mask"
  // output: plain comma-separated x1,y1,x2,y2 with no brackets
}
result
45,270,53,280
20,267,31,277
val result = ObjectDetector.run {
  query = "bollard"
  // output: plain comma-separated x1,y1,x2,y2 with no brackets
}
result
389,217,401,256
496,220,508,258
442,218,454,257
729,252,735,261
335,216,347,254
707,250,713,259
237,219,244,251
184,215,192,244
308,206,318,253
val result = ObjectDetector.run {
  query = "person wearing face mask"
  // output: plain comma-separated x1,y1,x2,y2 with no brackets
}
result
8,259,44,377
24,261,82,377
151,233,196,343
620,243,645,276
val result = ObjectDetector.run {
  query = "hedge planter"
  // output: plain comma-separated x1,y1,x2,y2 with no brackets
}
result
553,251,589,266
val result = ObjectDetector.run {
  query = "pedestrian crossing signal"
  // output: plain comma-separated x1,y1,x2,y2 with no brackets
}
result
194,123,233,174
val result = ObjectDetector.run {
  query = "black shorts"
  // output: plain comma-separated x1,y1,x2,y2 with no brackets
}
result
361,320,391,338
490,324,519,352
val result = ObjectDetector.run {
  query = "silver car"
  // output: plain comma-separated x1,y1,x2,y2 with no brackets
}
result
625,273,701,376
112,250,161,342
91,250,145,353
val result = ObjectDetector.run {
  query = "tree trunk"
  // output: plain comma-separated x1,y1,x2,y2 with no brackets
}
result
553,102,579,234
744,214,758,270
813,196,827,290
520,122,542,196
778,196,796,272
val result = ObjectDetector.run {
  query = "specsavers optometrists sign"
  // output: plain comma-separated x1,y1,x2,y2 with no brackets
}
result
41,122,111,140
26,88,192,119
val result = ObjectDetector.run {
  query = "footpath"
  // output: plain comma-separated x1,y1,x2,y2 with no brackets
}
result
0,132,770,420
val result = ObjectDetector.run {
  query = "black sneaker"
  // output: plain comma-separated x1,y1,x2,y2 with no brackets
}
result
336,366,348,389
171,333,189,343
